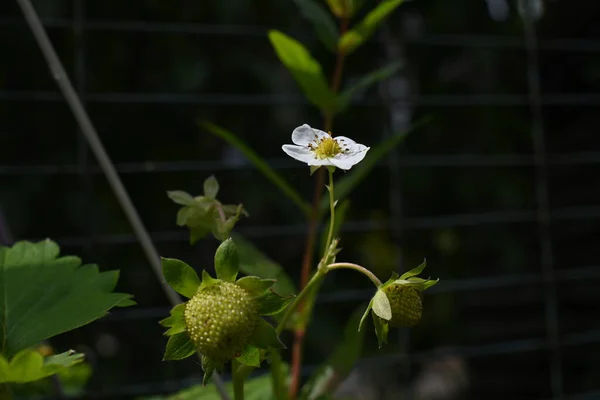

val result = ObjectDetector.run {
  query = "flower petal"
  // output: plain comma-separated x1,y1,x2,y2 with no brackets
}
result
329,148,369,170
291,124,328,146
282,145,333,167
282,144,314,163
334,136,368,155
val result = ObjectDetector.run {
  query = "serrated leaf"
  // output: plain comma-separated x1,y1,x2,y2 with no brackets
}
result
300,306,367,399
161,258,201,298
0,240,132,358
236,276,275,298
167,190,194,206
292,0,339,52
199,270,219,291
232,234,296,297
318,118,430,216
163,332,195,360
236,345,260,367
0,349,84,384
372,313,389,348
338,0,405,55
250,318,286,349
202,122,310,215
256,291,295,316
399,259,426,280
268,30,336,113
214,238,239,282
337,61,403,113
203,175,219,199
371,289,392,320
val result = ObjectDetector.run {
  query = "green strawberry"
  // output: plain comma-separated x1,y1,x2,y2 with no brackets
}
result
184,281,258,362
382,283,422,327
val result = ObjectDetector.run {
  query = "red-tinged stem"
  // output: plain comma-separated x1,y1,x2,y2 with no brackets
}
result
288,16,350,400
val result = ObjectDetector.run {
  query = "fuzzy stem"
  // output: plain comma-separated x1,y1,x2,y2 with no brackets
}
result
324,168,336,253
277,268,327,335
327,262,382,287
232,360,245,400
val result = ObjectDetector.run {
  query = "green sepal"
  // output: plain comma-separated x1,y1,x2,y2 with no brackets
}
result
372,313,389,349
399,259,426,280
250,318,286,349
161,257,201,298
309,165,321,176
236,345,261,367
167,190,194,206
358,298,374,332
159,303,187,336
402,276,439,291
203,175,219,199
201,355,217,386
371,289,392,321
214,238,239,282
162,332,196,361
236,276,276,298
199,270,220,291
256,291,295,316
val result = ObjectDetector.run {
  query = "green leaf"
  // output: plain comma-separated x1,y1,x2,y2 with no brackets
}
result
232,234,296,297
325,0,353,17
318,118,431,215
199,270,219,291
338,0,405,55
160,304,187,336
202,121,310,215
161,257,201,298
372,313,389,348
0,349,84,383
236,345,260,367
203,175,220,199
399,259,426,280
167,190,194,206
163,332,196,360
236,276,275,298
292,0,339,52
115,298,137,307
250,318,286,349
337,61,403,113
371,289,392,320
0,240,132,358
214,238,239,282
256,291,295,316
300,306,367,399
268,30,336,113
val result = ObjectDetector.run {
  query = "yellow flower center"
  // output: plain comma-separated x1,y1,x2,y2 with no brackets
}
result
313,137,342,159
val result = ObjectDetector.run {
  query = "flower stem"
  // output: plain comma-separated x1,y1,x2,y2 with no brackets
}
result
324,168,336,252
232,359,245,400
327,262,382,287
277,268,327,335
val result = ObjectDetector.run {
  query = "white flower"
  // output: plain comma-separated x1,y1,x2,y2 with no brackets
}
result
282,124,370,170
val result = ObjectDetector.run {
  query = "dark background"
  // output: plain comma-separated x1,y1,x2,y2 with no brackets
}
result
1,0,600,399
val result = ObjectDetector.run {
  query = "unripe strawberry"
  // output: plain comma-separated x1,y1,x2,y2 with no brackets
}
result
184,281,258,362
382,284,422,327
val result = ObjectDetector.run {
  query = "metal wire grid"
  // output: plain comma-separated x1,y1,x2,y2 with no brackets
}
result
2,2,600,400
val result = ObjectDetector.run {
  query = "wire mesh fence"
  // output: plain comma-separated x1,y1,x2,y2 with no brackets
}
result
2,0,600,399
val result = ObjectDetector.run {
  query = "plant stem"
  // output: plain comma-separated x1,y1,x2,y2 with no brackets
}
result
324,168,336,252
289,15,350,400
327,262,382,287
232,360,245,400
276,268,327,335
0,384,13,400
